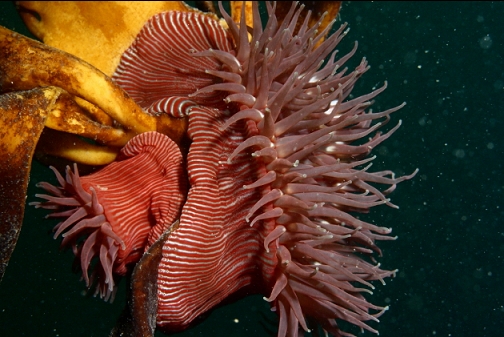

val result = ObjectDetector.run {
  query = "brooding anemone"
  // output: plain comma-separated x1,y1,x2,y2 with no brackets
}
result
113,2,417,337
31,132,186,300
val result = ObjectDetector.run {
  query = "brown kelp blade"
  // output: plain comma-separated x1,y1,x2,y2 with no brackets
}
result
0,25,157,139
110,222,178,337
0,25,187,146
0,87,60,283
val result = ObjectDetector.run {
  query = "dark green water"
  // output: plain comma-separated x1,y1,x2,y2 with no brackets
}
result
1,2,502,336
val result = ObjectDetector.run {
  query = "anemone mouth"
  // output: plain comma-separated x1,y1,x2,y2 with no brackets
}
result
32,131,186,302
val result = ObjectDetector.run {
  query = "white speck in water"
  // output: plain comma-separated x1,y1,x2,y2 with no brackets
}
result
479,35,492,49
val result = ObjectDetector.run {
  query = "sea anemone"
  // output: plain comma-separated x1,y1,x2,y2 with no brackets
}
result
31,131,186,300
113,2,417,336
115,3,416,336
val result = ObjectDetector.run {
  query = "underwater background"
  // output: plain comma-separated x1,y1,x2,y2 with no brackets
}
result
0,2,503,336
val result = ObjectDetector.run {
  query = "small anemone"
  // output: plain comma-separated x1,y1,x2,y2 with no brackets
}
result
32,131,186,301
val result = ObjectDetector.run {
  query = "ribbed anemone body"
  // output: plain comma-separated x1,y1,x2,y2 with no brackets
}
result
112,3,418,337
156,105,265,331
32,132,186,301
114,11,234,115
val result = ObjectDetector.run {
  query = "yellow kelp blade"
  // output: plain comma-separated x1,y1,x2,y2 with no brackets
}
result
0,87,59,283
37,129,120,166
17,1,198,76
